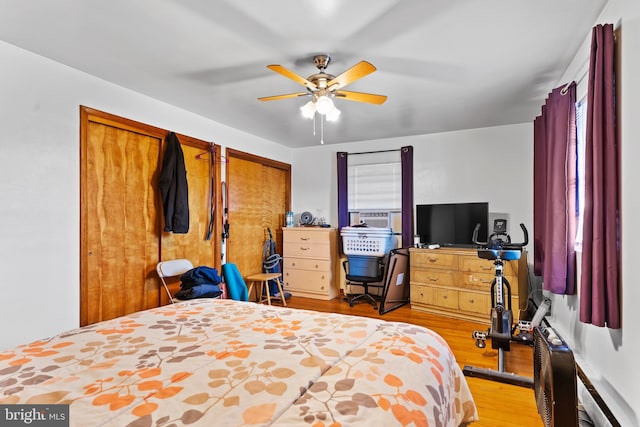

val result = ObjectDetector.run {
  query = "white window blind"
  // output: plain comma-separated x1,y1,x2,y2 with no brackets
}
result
347,151,401,210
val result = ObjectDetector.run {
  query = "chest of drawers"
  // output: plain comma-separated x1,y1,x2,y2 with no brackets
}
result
282,227,338,300
409,247,528,324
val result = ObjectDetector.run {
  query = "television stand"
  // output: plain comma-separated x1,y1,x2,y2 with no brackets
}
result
408,247,528,324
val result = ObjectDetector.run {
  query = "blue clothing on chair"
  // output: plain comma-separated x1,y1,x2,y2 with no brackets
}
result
180,266,222,288
174,266,223,300
174,284,222,300
222,263,249,302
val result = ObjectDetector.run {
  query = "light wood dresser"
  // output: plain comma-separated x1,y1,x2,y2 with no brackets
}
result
282,227,338,300
409,247,528,324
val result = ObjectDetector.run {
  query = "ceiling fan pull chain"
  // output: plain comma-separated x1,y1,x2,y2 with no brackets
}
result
320,114,325,144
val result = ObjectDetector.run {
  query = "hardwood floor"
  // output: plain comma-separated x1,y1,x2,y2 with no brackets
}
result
284,296,543,427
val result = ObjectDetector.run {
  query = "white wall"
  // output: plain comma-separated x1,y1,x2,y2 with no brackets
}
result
544,1,640,425
292,123,533,233
0,40,292,350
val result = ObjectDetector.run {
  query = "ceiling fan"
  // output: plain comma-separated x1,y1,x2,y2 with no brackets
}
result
258,54,387,116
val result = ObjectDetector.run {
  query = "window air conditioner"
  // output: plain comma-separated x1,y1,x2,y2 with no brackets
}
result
357,211,391,228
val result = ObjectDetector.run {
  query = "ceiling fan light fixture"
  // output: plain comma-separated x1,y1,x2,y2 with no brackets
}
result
325,105,341,122
261,56,385,142
300,100,316,119
315,95,334,115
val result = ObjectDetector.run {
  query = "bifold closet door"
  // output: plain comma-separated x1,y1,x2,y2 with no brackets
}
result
82,119,162,326
80,108,220,326
225,149,290,278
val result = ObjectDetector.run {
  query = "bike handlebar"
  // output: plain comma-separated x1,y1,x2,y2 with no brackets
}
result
472,223,528,250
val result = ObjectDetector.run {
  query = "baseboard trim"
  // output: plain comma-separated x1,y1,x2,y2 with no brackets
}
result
576,362,621,427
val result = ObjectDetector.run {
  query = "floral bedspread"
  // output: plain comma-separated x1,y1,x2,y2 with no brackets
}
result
0,299,478,426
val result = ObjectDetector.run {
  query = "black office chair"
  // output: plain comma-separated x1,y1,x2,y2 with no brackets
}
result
343,256,384,309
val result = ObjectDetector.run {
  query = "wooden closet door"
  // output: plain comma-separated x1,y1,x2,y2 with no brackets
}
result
82,120,161,325
80,107,221,325
226,150,290,277
158,143,220,304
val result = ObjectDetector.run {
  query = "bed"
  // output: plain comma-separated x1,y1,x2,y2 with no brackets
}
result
0,299,478,426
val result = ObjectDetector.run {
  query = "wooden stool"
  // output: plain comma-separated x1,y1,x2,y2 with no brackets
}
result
245,273,287,306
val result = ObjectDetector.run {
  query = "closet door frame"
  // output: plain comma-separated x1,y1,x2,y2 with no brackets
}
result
79,106,221,325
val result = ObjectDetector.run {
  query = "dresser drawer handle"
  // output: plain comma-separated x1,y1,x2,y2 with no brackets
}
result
315,264,319,268
291,262,296,267
427,257,439,263
442,295,448,300
300,247,309,251
468,298,475,303
480,266,492,271
428,277,439,282
300,237,310,241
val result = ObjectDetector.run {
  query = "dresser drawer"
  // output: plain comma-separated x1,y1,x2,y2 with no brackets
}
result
410,284,434,305
456,272,494,291
456,272,521,295
411,268,455,287
411,251,458,269
459,256,517,276
458,291,490,315
433,288,459,309
283,242,330,259
284,269,332,294
283,229,329,245
284,257,329,272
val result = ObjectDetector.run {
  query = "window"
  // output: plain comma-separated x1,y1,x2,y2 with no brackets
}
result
575,97,587,250
347,150,401,210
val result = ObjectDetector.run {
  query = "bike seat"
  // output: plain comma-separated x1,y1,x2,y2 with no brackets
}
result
477,249,521,261
500,250,521,261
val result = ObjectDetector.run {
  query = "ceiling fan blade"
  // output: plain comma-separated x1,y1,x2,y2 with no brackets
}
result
267,65,317,90
327,61,377,89
258,92,309,101
335,90,387,105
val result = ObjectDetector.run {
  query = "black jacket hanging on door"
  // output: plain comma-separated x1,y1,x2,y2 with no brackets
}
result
159,132,189,233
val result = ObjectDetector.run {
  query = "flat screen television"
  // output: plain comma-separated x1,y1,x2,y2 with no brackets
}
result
416,202,489,246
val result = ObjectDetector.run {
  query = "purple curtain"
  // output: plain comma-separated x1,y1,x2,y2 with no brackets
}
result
579,24,620,328
400,146,414,247
337,152,349,230
533,83,577,294
533,113,546,275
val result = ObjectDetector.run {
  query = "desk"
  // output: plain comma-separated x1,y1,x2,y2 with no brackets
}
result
245,273,287,306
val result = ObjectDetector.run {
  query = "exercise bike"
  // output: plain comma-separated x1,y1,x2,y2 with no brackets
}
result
462,219,534,388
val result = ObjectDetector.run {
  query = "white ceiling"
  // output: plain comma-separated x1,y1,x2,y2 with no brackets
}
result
0,0,607,148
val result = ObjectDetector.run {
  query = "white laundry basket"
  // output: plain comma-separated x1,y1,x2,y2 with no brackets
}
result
340,227,395,257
